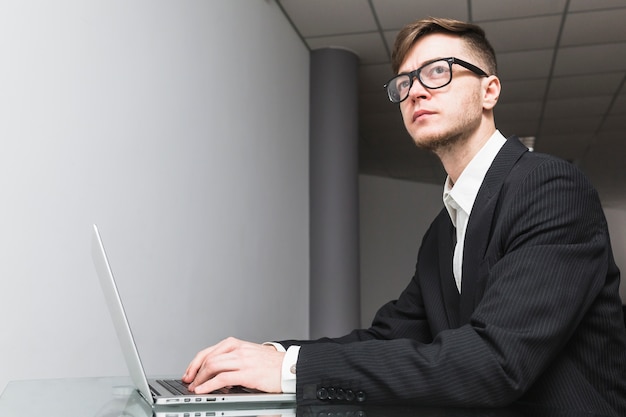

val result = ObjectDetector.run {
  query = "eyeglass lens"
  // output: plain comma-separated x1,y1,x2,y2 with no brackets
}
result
387,59,452,103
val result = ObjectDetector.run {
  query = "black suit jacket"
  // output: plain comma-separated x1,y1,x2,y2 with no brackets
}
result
280,137,626,416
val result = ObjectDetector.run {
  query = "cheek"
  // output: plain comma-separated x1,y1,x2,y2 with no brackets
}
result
399,103,413,126
454,90,483,119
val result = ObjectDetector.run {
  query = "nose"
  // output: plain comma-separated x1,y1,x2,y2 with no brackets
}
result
407,75,430,100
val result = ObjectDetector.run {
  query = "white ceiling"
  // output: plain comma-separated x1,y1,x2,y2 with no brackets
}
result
276,0,626,208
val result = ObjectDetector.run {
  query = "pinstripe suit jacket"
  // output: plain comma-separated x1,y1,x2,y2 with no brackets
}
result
280,136,626,416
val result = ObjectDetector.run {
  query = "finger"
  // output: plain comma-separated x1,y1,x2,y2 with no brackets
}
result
189,340,249,388
182,347,213,382
188,350,242,392
183,337,244,382
192,344,284,394
192,372,240,394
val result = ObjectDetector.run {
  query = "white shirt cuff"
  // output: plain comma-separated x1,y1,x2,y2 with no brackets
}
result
281,345,299,393
263,342,299,394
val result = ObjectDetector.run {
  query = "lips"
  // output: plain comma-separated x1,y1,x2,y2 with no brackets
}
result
413,109,435,122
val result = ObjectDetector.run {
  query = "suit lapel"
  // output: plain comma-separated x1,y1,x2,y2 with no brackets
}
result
459,137,528,323
438,213,460,328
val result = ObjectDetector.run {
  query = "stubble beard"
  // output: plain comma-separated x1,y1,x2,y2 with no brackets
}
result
411,116,481,159
408,94,483,158
416,131,465,154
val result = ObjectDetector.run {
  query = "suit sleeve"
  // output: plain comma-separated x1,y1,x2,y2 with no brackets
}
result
279,218,442,350
289,158,618,407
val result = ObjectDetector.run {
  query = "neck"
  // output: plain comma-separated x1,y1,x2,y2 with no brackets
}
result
436,125,496,184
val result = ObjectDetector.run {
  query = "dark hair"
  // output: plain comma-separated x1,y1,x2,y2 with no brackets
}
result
391,17,497,76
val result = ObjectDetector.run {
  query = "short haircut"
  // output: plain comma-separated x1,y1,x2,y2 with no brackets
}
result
391,17,497,76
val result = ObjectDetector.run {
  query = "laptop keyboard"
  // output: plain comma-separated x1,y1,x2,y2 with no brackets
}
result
158,379,193,395
157,379,253,395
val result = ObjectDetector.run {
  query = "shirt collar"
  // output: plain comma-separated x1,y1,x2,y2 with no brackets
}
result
443,130,507,223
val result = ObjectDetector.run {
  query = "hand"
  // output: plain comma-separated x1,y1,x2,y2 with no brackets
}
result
181,337,284,394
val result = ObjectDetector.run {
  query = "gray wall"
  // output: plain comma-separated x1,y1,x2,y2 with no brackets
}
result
605,207,626,302
0,0,310,392
358,175,626,328
359,176,442,326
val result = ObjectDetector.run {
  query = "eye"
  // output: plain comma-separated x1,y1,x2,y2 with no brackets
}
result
397,78,410,90
424,63,450,79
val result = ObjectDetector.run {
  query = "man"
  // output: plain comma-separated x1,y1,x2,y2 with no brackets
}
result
182,17,626,415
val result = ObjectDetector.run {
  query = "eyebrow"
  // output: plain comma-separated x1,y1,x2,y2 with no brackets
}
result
398,56,446,74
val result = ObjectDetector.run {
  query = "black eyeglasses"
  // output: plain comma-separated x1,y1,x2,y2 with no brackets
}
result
383,57,488,103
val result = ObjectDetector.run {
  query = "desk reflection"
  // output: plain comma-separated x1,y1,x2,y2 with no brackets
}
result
0,378,613,417
94,389,296,417
297,404,610,417
105,389,296,417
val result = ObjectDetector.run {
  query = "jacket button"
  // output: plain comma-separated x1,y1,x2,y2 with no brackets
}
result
345,389,355,402
327,387,336,399
336,388,346,400
316,387,328,400
355,390,367,402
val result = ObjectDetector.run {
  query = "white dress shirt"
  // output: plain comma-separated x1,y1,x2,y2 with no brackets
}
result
266,342,298,393
442,130,507,292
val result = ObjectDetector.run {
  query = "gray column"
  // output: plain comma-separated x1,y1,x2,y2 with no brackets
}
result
309,48,360,339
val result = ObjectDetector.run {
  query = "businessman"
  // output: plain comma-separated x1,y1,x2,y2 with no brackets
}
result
183,17,626,416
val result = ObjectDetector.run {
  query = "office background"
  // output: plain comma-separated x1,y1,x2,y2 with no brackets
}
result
0,0,624,394
0,0,310,392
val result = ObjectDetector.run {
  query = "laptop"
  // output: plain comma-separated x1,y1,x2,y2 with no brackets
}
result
120,389,296,417
121,389,296,417
90,224,296,407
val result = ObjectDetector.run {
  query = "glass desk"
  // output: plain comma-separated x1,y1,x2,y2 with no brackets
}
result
0,376,614,417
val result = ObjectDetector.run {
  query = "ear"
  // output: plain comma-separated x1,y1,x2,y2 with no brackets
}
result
482,75,501,111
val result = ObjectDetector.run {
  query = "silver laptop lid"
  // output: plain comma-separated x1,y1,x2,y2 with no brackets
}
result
91,224,156,405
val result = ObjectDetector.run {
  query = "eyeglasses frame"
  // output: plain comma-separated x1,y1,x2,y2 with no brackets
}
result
383,57,489,103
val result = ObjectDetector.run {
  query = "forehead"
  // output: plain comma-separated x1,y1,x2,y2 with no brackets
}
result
398,33,468,73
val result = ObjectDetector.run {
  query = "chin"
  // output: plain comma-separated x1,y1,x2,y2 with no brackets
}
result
412,132,463,153
411,133,443,150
